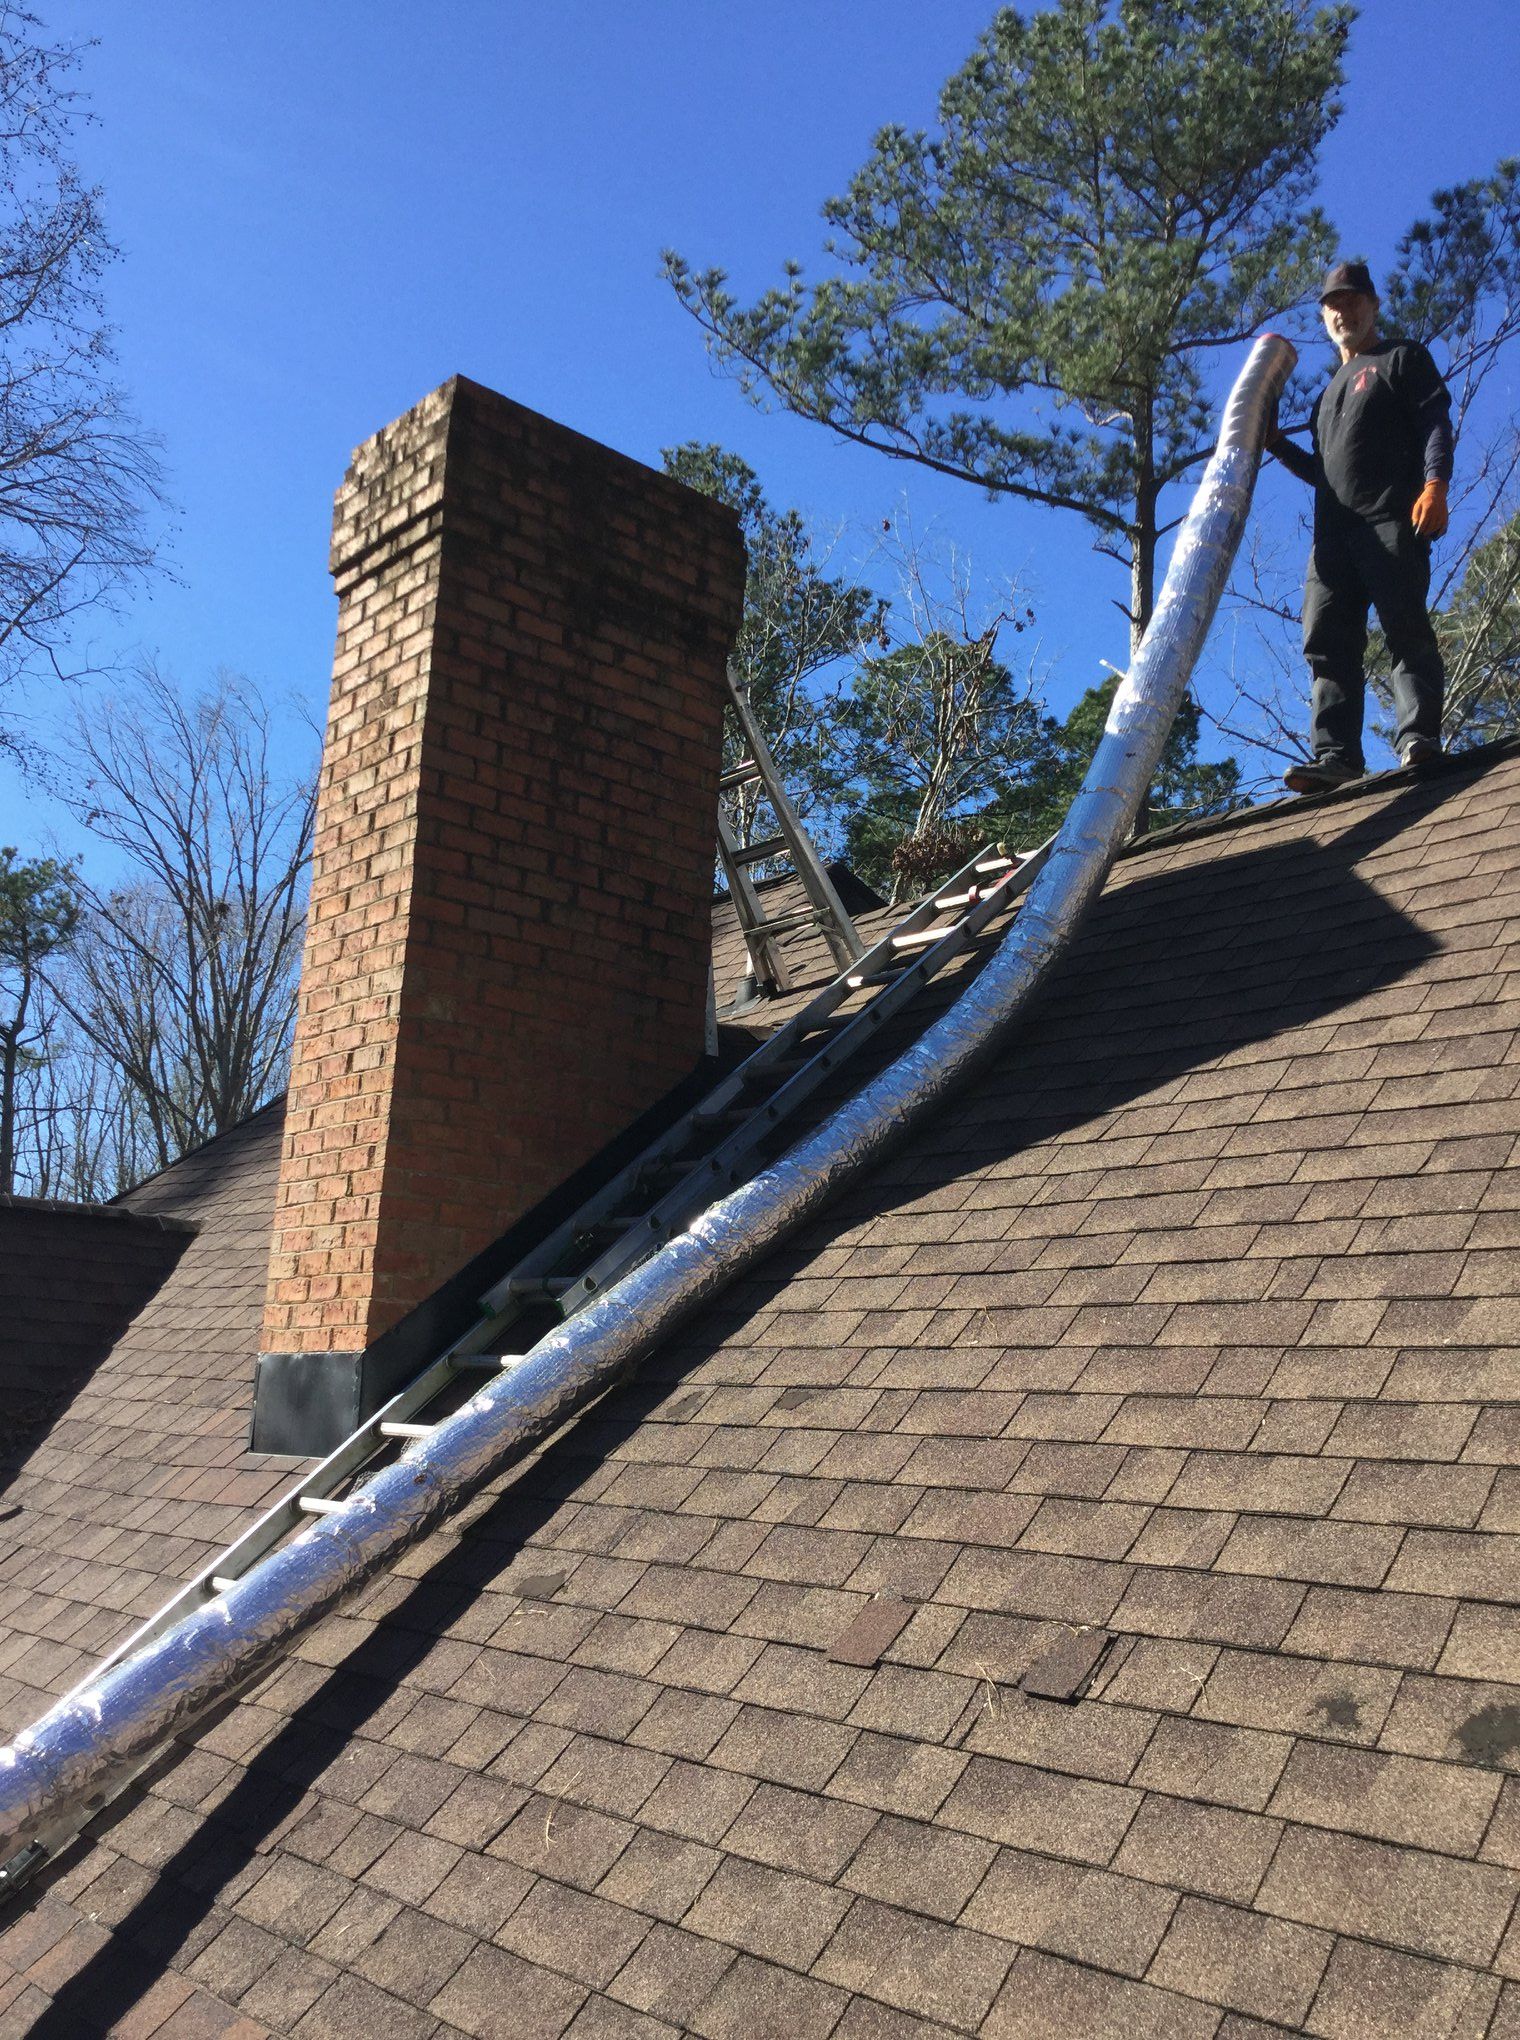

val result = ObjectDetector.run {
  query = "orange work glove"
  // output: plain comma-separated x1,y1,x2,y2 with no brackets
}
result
1411,479,1449,540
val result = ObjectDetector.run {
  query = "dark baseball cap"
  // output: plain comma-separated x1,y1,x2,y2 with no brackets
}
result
1319,260,1377,302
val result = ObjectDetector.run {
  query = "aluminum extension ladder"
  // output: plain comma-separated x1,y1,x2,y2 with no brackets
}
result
715,664,863,1003
0,824,1055,1897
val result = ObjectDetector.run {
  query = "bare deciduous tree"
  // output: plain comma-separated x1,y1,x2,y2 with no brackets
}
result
832,516,1045,900
661,442,885,868
49,664,316,1179
0,7,159,746
3,974,152,1199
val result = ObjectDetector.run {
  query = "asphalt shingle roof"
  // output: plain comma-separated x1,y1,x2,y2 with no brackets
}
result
0,1198,194,1456
0,747,1517,2036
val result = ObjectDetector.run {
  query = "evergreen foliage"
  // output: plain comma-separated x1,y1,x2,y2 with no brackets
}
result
661,442,884,848
1382,160,1520,397
1412,512,1520,749
839,675,1242,896
666,0,1351,650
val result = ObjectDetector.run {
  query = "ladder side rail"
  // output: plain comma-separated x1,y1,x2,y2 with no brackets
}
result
716,807,794,994
469,1029,798,1325
471,1037,806,1322
726,823,1031,1055
48,1349,485,1712
542,838,1057,1315
834,841,1050,990
64,837,1055,1703
473,831,1059,1340
725,667,864,972
12,1672,266,1891
467,999,830,1336
469,845,993,1323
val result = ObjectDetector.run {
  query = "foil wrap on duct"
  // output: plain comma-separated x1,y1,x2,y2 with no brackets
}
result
0,333,1296,1867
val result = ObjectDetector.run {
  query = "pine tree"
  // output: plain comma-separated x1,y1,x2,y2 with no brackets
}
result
661,442,884,853
666,0,1350,653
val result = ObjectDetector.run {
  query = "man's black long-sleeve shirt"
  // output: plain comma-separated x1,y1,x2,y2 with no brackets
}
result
1274,338,1454,526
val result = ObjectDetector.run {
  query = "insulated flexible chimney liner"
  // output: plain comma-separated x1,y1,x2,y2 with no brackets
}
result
0,333,1296,1870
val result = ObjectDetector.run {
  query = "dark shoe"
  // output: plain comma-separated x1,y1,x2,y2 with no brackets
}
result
1284,758,1362,795
1400,738,1442,768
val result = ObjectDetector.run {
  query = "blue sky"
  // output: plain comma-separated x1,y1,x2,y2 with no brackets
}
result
8,0,1520,855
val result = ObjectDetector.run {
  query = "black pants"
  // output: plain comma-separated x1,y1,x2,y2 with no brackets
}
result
1303,515,1445,768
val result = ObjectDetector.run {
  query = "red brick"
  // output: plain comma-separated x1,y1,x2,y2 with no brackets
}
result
263,379,743,1351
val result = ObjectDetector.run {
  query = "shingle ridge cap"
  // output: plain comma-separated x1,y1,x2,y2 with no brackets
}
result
1120,731,1520,862
108,1094,287,1209
0,1194,195,1233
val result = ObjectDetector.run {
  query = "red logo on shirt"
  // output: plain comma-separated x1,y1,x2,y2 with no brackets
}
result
1353,366,1377,395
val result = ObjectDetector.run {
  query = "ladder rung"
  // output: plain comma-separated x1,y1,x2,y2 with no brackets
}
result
731,836,787,867
974,854,1016,872
747,908,817,937
639,1155,690,1180
892,923,963,950
599,1213,666,1240
934,889,983,910
694,1106,754,1130
507,1274,576,1300
298,1496,344,1515
379,1421,435,1440
848,964,911,988
740,1055,809,1086
211,1576,238,1594
719,761,761,790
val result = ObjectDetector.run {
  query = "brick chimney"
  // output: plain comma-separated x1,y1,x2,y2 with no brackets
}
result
253,377,744,1452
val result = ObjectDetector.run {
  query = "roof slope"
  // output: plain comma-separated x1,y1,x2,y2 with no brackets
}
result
1,751,1518,2036
0,1108,294,1726
0,1199,193,1453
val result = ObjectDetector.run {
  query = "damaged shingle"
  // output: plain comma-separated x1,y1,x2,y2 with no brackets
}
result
828,1596,915,1667
1020,1627,1116,1703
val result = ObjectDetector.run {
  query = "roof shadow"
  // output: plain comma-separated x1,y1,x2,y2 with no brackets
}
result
0,1205,194,1510
18,1415,629,2034
825,779,1448,1218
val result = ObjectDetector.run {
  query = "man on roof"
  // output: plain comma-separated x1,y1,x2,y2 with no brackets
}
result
1268,259,1454,795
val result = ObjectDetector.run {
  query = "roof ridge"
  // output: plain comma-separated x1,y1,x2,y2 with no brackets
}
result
0,1193,195,1232
1122,730,1520,861
108,1094,288,1208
